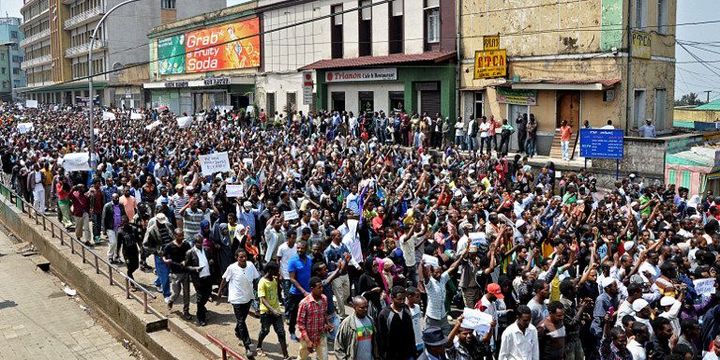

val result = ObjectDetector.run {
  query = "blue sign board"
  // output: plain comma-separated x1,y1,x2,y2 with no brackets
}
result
579,128,624,159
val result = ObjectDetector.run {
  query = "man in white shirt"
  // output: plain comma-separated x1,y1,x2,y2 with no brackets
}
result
217,249,261,357
627,322,649,360
186,234,212,326
499,305,539,360
276,231,298,318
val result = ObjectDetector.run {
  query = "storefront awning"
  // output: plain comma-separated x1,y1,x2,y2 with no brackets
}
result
300,51,457,71
511,79,621,91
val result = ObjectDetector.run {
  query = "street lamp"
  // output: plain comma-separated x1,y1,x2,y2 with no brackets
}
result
0,42,16,102
88,0,141,168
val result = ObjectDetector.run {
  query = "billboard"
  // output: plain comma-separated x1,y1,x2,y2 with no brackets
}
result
158,34,186,75
156,17,260,75
579,128,624,160
185,17,260,73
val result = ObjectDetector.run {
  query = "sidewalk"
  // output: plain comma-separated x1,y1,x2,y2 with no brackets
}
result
0,227,137,360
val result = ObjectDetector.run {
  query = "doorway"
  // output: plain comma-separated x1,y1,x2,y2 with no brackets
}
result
556,92,581,129
231,94,250,110
331,92,345,112
508,104,530,152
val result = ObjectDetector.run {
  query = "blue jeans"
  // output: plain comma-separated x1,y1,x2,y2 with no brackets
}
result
561,140,570,160
154,255,171,298
466,135,476,151
525,136,537,157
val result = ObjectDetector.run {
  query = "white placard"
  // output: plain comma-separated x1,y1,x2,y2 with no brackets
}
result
130,112,143,120
93,128,100,135
25,100,38,108
245,105,254,115
217,105,234,114
694,278,716,296
102,111,116,121
283,210,299,221
17,122,33,134
226,185,243,198
461,308,494,336
145,120,162,130
177,116,192,129
199,152,231,176
62,152,91,172
242,158,253,168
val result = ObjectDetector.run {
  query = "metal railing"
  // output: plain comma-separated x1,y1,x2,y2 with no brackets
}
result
20,54,51,70
64,6,104,30
19,29,50,48
65,40,107,58
0,183,165,320
207,334,246,360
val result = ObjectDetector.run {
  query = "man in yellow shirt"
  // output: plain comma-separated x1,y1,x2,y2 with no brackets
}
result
257,261,289,359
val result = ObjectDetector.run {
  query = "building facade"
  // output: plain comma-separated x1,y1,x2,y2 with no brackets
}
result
145,2,260,115
459,0,676,157
19,0,224,106
0,18,26,101
260,0,457,120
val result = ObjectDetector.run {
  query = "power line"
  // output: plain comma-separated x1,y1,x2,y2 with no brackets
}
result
677,42,720,80
21,0,720,94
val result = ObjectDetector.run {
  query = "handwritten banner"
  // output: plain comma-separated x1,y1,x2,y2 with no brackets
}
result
177,116,192,129
694,278,716,296
226,185,243,198
199,152,231,176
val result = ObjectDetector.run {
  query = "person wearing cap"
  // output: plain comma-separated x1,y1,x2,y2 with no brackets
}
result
416,326,450,360
237,199,264,241
145,210,174,297
658,295,683,337
476,283,506,347
632,298,653,337
591,277,619,340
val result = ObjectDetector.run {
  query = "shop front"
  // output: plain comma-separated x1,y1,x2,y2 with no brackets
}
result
144,77,254,115
303,53,456,120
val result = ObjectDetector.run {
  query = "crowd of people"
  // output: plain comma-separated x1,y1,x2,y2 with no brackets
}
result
0,103,717,360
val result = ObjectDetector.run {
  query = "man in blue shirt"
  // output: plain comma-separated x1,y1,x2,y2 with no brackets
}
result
287,241,312,341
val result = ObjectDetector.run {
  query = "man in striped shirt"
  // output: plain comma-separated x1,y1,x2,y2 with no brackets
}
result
171,184,188,229
180,195,203,246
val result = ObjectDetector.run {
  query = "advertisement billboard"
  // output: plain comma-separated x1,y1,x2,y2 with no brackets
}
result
156,17,260,75
185,17,260,73
158,34,186,75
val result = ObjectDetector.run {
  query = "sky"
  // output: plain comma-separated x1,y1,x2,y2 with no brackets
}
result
1,0,715,101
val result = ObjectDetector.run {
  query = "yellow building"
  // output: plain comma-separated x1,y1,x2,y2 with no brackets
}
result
459,0,676,157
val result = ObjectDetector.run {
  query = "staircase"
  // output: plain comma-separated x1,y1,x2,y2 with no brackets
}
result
549,129,579,160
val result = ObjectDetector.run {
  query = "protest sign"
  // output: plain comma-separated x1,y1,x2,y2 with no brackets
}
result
145,120,162,130
243,158,253,168
461,308,494,336
199,152,231,176
102,111,116,121
17,122,33,134
422,254,440,268
283,210,299,221
62,152,91,172
177,116,192,129
130,112,143,120
93,129,100,135
694,278,716,296
25,100,38,108
226,185,244,198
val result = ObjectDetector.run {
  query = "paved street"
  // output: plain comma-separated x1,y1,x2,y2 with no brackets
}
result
0,227,138,360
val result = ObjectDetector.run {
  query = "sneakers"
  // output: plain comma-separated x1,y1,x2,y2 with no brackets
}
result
245,343,257,357
165,298,173,310
182,312,193,321
290,334,299,342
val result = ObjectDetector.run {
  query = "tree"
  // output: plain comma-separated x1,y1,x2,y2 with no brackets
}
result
674,92,707,106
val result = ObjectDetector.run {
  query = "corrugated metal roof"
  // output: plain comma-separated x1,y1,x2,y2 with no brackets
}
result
695,99,720,111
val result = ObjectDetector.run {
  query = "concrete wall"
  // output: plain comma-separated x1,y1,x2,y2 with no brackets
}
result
674,108,720,123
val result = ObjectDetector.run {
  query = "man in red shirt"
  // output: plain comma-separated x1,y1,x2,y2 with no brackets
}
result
560,120,572,161
69,183,92,246
297,276,333,360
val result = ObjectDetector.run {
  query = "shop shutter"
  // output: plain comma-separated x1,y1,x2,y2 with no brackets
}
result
421,91,441,117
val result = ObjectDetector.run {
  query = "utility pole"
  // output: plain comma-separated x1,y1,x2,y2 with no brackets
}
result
704,90,712,104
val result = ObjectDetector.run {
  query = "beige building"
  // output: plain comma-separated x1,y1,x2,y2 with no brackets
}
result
459,0,676,157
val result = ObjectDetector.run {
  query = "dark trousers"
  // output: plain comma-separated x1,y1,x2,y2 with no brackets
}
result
232,302,252,347
193,277,212,322
92,212,101,239
258,312,286,348
287,292,304,335
281,279,292,318
123,248,139,280
517,130,527,153
480,136,490,154
499,135,511,156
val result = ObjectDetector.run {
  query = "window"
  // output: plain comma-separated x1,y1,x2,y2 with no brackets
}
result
474,92,484,119
2,81,7,89
657,0,668,34
655,89,667,131
286,92,297,114
10,31,17,40
331,4,344,59
359,91,374,113
633,89,646,128
266,93,276,115
389,0,404,54
12,68,19,75
424,0,440,45
1,68,5,75
358,0,372,56
161,0,176,9
634,0,647,29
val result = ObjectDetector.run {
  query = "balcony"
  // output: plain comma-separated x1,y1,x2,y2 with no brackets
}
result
19,29,50,48
64,7,104,30
65,40,107,58
21,54,51,70
22,7,49,26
